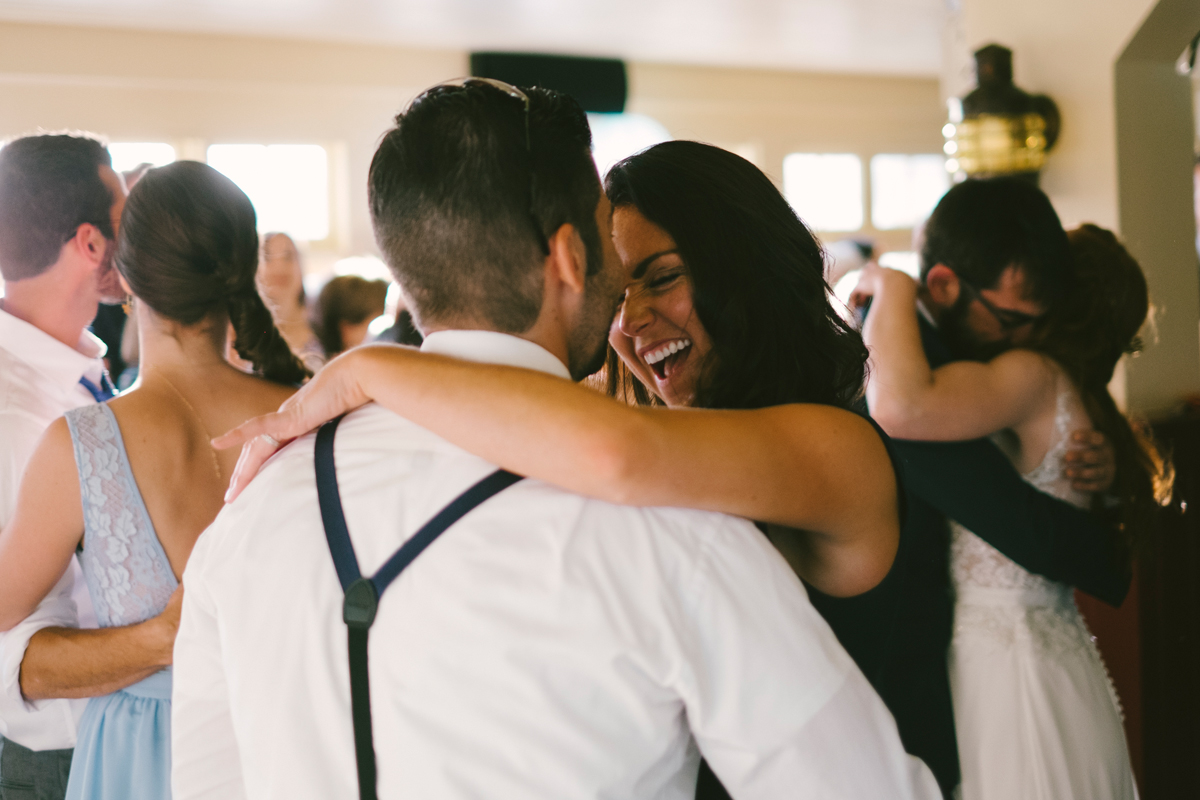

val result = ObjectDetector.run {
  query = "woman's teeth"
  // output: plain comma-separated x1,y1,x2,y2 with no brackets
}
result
644,339,692,366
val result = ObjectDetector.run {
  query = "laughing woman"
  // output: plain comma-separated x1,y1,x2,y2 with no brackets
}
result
218,141,964,793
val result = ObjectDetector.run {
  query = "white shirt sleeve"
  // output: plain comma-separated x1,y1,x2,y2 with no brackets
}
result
172,528,246,800
677,520,941,800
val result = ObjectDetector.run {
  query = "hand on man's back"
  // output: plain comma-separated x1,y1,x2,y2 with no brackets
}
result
1065,430,1116,493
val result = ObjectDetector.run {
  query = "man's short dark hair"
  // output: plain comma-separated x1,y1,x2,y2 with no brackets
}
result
0,133,114,281
368,82,600,333
920,176,1073,306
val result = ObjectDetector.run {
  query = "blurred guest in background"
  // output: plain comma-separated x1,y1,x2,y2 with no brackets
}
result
257,232,324,372
313,274,388,359
0,161,307,800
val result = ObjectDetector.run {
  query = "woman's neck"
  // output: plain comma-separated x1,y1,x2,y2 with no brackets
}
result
137,305,233,382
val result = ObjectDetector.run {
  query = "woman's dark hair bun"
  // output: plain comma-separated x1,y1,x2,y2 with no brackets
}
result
115,160,311,385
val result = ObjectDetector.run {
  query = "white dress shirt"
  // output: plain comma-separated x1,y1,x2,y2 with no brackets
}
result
0,305,102,751
173,329,939,800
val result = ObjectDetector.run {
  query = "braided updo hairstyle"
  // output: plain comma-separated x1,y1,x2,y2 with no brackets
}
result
115,161,310,385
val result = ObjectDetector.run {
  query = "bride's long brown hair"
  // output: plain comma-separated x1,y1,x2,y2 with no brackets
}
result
1031,224,1170,558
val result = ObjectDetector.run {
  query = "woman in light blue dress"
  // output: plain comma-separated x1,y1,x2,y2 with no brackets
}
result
0,161,306,799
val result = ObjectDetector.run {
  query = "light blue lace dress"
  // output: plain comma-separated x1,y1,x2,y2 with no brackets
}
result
63,403,177,800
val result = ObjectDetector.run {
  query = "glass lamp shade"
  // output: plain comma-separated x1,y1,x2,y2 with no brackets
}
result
944,44,1059,181
946,113,1048,176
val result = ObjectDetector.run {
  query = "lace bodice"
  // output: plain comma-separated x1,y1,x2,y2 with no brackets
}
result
66,403,177,628
950,374,1090,595
948,374,1125,718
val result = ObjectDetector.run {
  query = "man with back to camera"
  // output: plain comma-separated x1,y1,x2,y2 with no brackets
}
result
0,135,181,799
170,81,941,800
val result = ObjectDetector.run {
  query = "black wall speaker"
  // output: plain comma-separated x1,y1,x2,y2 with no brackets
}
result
469,52,627,114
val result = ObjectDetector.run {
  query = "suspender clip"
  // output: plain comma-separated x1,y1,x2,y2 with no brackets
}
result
343,577,379,630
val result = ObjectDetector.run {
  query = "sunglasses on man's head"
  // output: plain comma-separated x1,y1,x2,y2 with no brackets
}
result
435,77,550,256
957,277,1045,332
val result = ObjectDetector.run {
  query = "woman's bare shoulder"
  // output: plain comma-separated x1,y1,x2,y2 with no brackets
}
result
989,348,1062,381
230,372,297,414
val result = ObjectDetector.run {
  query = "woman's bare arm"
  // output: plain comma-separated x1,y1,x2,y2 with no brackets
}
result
0,419,86,631
860,267,1058,441
218,344,900,597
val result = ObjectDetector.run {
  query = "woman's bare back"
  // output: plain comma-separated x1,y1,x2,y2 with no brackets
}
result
1001,356,1088,476
107,366,294,580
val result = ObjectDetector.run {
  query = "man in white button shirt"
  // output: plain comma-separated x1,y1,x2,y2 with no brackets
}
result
173,83,940,800
0,134,179,799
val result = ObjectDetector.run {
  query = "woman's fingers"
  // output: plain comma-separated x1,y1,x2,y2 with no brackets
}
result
1065,428,1116,493
223,433,285,503
214,351,377,503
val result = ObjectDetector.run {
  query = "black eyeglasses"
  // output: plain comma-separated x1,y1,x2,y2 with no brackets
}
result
958,277,1045,331
439,77,550,256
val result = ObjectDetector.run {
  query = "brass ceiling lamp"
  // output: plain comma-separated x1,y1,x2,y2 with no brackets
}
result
943,44,1061,183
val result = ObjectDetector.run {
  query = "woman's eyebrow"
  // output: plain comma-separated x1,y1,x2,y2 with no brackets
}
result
631,249,680,280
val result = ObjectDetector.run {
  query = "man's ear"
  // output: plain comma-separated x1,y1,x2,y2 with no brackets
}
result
545,223,587,295
69,223,110,270
924,263,961,309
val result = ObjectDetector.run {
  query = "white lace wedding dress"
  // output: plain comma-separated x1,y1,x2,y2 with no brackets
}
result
948,373,1137,800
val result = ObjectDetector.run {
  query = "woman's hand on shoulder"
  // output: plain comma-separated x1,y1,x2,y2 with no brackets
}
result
214,345,386,501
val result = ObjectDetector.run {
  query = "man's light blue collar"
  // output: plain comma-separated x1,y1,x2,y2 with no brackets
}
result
420,330,571,380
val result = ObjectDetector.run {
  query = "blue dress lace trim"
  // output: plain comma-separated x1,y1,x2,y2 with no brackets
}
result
63,403,176,800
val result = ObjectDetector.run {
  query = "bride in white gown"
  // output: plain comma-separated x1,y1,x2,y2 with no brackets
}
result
855,222,1163,800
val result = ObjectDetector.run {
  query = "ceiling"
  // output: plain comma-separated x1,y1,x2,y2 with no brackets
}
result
0,0,946,76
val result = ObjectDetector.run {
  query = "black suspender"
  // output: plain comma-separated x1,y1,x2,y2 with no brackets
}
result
314,415,523,800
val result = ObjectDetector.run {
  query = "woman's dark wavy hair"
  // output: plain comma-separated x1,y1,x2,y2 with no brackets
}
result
1030,224,1170,556
602,140,868,411
115,161,311,385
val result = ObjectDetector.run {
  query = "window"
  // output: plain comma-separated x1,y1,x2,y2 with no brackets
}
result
879,250,921,278
107,142,176,174
870,154,949,230
587,113,671,178
206,144,329,241
783,153,863,232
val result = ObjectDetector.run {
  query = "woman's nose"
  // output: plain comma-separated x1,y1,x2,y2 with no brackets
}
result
616,291,654,337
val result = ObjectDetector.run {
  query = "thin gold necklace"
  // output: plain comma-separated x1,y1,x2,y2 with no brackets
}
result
148,370,224,485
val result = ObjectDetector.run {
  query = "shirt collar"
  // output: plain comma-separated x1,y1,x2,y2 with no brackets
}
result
420,330,571,380
0,306,108,389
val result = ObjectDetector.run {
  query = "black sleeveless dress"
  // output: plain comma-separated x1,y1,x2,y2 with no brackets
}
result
696,417,959,799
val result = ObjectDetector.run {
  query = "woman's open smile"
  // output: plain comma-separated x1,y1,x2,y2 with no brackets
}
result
609,206,712,408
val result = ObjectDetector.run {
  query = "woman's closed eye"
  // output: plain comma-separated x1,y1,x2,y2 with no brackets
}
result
647,270,684,291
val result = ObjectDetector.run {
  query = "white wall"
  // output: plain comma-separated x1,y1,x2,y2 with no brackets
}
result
949,0,1158,230
0,21,945,266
